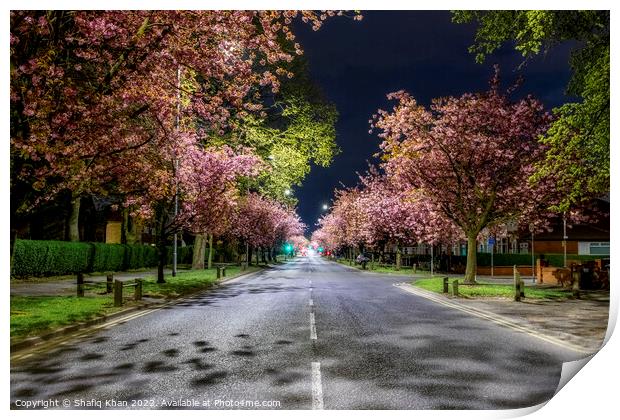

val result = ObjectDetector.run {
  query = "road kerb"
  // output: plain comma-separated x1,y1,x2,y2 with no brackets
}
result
395,283,594,355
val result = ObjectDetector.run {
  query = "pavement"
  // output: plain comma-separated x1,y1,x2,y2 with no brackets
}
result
10,255,604,410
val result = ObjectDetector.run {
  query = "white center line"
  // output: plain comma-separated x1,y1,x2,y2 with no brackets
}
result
309,298,314,307
311,362,324,410
310,313,317,340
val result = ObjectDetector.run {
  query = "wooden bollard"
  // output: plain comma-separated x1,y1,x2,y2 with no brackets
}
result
443,277,449,293
452,279,459,297
520,279,525,298
106,274,114,294
413,263,417,274
514,265,521,302
134,279,143,301
216,267,222,279
572,271,581,299
114,279,123,307
77,273,85,297
222,267,227,278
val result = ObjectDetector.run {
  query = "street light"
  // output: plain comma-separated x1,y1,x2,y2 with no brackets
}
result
284,189,291,196
322,203,328,211
529,223,535,283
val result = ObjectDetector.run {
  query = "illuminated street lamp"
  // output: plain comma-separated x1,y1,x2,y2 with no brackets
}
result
284,189,291,196
322,203,328,211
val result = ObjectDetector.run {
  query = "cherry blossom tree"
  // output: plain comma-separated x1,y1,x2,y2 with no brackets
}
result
231,193,305,265
356,172,461,269
372,68,553,283
10,11,350,240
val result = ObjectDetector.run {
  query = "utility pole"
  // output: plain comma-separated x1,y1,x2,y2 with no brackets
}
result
529,223,535,283
172,66,181,277
563,213,568,268
430,243,434,277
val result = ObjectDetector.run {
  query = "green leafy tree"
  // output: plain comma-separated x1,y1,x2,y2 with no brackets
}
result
209,56,339,204
452,10,610,210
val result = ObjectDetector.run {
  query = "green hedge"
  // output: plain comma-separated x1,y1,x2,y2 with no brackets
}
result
91,243,126,273
166,245,194,265
476,253,533,266
545,253,609,267
126,244,159,269
11,240,92,277
11,239,191,278
475,252,608,267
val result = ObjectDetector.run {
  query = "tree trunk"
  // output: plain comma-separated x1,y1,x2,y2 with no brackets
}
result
155,205,167,284
192,234,206,270
395,244,402,271
255,247,259,265
68,195,81,242
464,234,478,284
120,208,129,244
207,234,214,269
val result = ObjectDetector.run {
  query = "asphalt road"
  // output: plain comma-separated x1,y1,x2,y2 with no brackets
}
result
11,255,582,410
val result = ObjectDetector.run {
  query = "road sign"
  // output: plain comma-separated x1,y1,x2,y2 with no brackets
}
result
488,237,495,246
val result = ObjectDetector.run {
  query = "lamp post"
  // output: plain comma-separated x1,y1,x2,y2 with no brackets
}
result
172,66,181,277
430,243,434,277
529,223,535,283
563,213,568,268
322,203,328,211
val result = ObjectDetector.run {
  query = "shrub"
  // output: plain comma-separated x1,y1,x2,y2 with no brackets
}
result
90,243,126,273
545,253,609,267
125,244,159,270
11,240,163,278
166,246,194,265
11,240,92,277
476,253,532,266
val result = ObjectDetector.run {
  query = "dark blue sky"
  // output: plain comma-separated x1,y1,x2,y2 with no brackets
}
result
292,11,575,232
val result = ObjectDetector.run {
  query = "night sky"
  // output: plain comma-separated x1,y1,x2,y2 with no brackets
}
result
292,11,575,233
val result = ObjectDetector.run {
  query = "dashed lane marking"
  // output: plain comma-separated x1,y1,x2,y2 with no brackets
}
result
310,313,317,340
311,362,324,409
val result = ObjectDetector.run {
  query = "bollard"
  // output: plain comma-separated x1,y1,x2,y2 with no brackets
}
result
443,277,449,293
413,263,417,274
514,265,521,302
452,279,459,297
222,267,227,278
216,266,222,279
520,279,525,298
572,270,581,299
114,279,123,307
77,273,85,297
134,279,143,301
106,274,114,293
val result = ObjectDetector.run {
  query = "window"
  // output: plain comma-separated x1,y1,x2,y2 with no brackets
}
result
590,242,610,255
519,242,529,254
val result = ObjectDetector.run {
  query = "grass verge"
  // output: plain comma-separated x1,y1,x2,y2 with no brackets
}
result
10,265,261,341
334,259,430,276
412,277,573,299
10,296,116,340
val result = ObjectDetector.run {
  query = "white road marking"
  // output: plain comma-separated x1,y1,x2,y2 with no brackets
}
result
309,298,314,307
310,313,317,340
311,362,324,410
